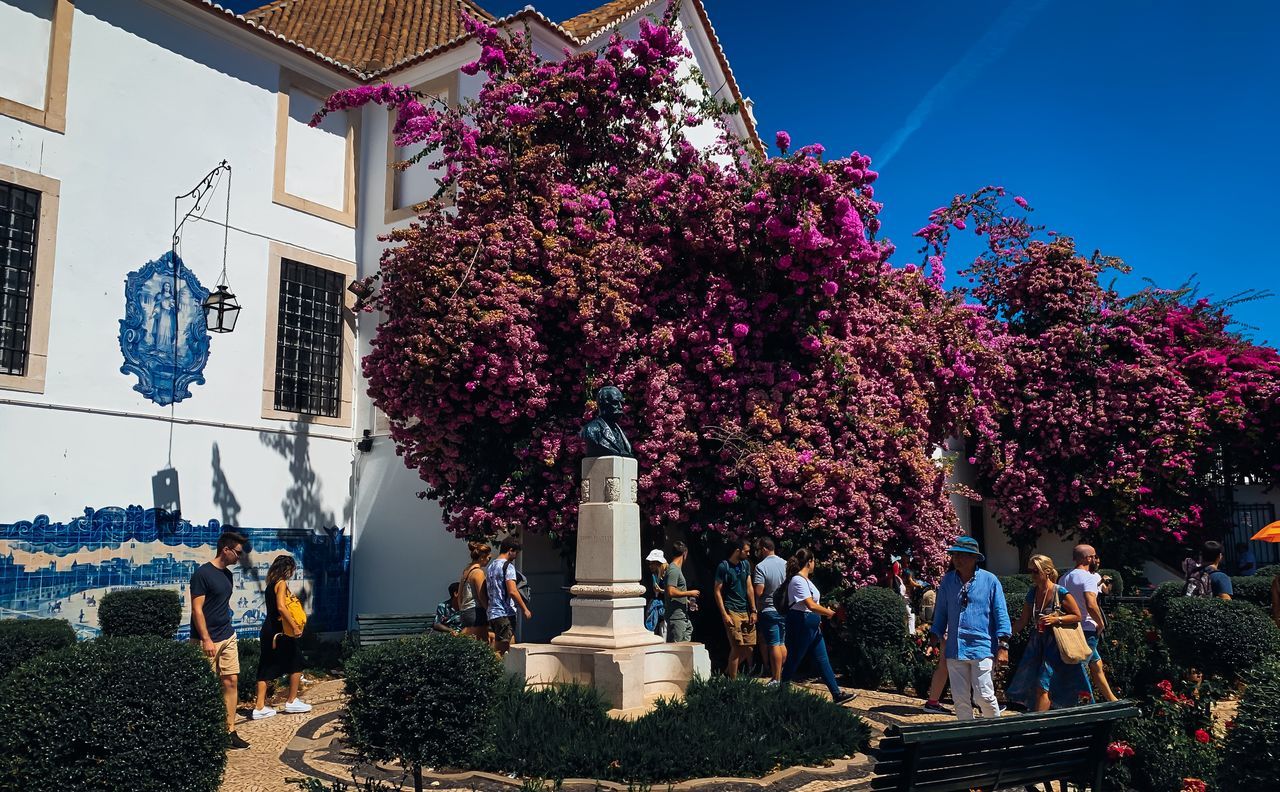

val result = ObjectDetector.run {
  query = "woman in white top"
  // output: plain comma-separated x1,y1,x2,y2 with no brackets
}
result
778,548,855,704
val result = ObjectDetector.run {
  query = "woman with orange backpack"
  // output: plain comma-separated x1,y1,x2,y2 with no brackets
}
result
252,554,311,720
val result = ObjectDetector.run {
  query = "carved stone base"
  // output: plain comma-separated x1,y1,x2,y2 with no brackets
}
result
504,641,711,714
550,596,665,649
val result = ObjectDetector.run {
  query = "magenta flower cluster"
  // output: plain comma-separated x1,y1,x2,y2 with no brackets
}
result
313,6,990,580
923,189,1280,548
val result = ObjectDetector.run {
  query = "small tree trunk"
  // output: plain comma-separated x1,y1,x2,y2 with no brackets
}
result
413,765,423,792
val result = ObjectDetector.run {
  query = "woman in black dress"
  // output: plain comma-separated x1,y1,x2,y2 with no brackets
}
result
252,555,310,720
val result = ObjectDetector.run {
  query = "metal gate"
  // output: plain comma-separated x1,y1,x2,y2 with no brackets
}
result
1227,503,1279,568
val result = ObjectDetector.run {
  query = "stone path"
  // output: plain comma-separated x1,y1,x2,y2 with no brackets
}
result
220,682,957,792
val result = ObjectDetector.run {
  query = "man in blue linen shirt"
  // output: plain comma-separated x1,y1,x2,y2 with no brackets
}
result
929,536,1011,720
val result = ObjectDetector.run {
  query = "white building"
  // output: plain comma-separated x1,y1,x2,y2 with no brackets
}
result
0,0,759,638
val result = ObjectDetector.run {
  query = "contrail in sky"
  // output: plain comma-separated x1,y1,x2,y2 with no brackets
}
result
875,0,1051,169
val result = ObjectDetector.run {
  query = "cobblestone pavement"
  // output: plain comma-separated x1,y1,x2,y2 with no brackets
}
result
219,682,964,792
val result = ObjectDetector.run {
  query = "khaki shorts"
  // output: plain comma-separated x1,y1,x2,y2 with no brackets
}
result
725,611,756,647
196,633,240,677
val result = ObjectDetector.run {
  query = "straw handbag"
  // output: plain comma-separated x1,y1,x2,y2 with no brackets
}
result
1051,588,1092,664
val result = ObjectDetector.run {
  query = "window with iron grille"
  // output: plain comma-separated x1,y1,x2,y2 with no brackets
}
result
1,181,40,377
273,258,345,417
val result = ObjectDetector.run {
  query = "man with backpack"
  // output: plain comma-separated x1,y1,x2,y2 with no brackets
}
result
1184,540,1233,600
714,535,757,678
752,537,788,686
486,536,532,655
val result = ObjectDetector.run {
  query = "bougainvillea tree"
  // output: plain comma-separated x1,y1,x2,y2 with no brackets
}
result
925,190,1280,551
315,8,987,580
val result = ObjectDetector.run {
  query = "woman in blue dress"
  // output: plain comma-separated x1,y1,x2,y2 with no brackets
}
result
1007,554,1093,711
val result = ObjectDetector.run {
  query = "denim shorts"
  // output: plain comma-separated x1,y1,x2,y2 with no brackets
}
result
758,609,786,647
1085,631,1102,664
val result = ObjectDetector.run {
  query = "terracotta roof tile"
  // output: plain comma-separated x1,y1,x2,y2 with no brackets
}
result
559,0,654,40
244,0,495,73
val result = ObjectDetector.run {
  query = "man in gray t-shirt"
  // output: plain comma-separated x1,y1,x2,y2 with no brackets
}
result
664,542,700,642
752,538,788,684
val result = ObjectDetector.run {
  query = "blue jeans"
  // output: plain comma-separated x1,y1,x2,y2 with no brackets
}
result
758,610,786,646
781,610,841,697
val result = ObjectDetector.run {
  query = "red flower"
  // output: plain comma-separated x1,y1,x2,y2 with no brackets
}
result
1078,690,1094,703
1156,679,1173,694
1182,778,1207,792
1105,741,1135,762
1193,728,1211,744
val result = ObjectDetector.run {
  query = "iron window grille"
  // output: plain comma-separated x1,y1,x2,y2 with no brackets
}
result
0,181,40,377
274,258,345,417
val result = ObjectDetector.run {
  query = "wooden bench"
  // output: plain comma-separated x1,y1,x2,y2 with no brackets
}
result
354,613,434,647
870,700,1139,791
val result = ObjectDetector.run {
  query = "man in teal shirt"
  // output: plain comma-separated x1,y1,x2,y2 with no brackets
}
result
929,536,1011,720
714,536,756,678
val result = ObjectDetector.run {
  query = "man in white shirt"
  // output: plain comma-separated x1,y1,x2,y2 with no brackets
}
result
1060,544,1117,701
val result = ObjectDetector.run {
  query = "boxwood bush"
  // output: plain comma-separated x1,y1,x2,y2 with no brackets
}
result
1148,580,1184,625
237,637,260,701
1229,575,1272,608
828,586,909,689
1254,563,1280,580
998,574,1033,598
344,634,503,783
1217,660,1280,792
0,636,225,792
478,675,869,784
0,619,76,678
98,588,181,638
1162,597,1280,678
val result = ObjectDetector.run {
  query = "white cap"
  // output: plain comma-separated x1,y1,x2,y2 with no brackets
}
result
645,549,667,564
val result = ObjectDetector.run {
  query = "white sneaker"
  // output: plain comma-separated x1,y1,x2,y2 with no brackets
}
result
283,699,312,714
251,706,277,720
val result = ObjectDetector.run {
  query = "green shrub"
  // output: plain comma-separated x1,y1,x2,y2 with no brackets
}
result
1163,597,1280,678
98,588,181,638
0,636,225,792
1097,568,1125,597
477,676,869,784
1218,660,1280,792
828,586,909,689
1229,575,1272,608
1106,688,1221,792
1100,607,1177,697
1149,580,1184,625
999,574,1033,598
1254,564,1280,580
237,637,260,701
344,634,503,778
0,619,76,678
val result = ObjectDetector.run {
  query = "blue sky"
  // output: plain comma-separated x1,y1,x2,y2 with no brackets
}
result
228,0,1279,343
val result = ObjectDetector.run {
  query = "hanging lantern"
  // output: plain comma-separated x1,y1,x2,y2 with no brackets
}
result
203,284,241,333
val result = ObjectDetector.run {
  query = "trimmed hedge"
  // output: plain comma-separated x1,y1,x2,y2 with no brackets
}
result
477,675,869,783
237,637,260,701
344,634,504,777
998,574,1033,598
828,586,909,689
1218,660,1280,792
1149,580,1184,625
1254,564,1280,580
0,619,76,678
1229,575,1272,608
0,636,225,792
98,588,182,638
1163,596,1280,678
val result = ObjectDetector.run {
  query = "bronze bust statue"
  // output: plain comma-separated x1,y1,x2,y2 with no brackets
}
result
579,385,633,458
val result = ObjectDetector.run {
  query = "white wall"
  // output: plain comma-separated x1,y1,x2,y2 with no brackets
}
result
0,0,54,109
0,0,358,628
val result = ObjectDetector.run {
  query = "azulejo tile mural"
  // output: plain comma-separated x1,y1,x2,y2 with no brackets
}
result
118,251,212,406
0,506,349,639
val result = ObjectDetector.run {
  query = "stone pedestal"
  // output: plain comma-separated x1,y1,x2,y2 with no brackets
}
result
505,456,710,714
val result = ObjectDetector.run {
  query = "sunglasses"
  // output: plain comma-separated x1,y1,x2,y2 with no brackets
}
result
959,579,971,609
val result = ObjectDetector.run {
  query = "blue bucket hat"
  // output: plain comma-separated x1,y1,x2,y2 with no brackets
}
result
944,535,985,561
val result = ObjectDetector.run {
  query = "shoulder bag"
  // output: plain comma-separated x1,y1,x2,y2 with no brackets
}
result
1051,588,1091,664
